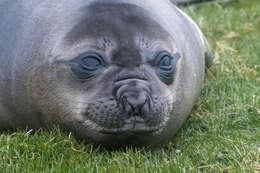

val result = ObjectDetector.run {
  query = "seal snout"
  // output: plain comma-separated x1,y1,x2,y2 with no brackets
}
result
84,76,170,133
114,78,151,116
121,91,151,116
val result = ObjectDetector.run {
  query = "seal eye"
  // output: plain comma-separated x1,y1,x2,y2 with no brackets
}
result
153,51,180,85
70,52,106,79
158,54,173,71
159,56,171,66
80,56,103,71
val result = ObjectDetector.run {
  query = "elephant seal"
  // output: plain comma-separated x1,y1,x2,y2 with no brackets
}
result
0,0,213,147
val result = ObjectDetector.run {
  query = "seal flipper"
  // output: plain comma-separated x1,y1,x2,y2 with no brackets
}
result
202,34,213,69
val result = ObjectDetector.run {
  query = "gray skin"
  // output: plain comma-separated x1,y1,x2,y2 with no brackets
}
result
0,0,213,147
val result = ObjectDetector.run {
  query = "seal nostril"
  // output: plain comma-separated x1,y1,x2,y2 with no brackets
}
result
121,96,127,112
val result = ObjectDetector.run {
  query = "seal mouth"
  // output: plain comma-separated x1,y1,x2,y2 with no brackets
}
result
83,115,168,134
82,96,172,135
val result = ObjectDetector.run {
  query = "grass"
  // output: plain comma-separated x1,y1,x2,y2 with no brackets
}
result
0,0,259,172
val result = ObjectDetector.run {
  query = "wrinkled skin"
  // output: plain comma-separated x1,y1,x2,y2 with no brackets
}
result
0,0,212,147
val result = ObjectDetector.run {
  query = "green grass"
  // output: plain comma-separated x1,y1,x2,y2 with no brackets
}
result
0,0,259,172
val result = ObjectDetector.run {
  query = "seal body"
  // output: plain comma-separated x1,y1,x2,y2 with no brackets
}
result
0,0,212,147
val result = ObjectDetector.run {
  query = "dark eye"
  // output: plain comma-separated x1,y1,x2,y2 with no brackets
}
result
80,56,103,71
159,56,171,66
152,51,174,71
152,51,181,85
158,54,172,71
69,52,106,79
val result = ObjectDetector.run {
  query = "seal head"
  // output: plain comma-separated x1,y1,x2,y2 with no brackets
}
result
54,2,181,146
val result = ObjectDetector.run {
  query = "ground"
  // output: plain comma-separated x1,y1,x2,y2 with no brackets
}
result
0,0,259,172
